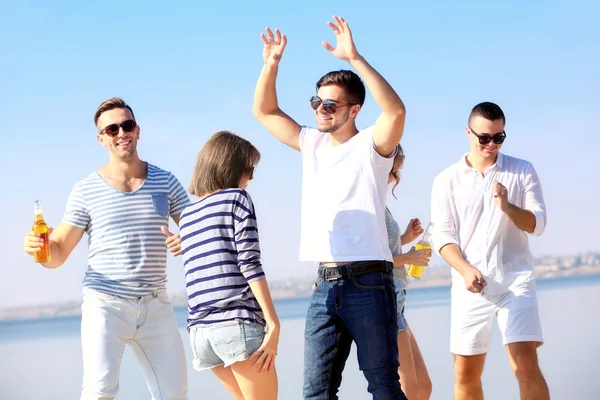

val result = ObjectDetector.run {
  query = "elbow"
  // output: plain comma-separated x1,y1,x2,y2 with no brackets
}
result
529,209,546,236
41,261,63,269
252,105,265,119
389,99,406,118
387,106,406,122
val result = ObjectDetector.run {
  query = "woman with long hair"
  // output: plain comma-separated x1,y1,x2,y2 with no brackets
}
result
386,147,433,400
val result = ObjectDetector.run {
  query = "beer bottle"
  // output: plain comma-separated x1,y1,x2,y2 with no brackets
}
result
33,199,52,263
407,222,432,279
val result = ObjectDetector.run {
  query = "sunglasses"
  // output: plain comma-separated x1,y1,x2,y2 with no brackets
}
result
469,127,506,145
100,119,137,137
310,96,355,114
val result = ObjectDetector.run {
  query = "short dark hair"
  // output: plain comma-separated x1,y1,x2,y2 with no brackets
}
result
94,97,135,126
469,102,505,125
316,70,366,106
189,131,260,197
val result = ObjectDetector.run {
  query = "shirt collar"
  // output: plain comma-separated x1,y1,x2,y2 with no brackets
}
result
458,152,504,173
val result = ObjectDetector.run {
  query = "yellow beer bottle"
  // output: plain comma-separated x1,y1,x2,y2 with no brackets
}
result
407,222,432,279
33,199,52,263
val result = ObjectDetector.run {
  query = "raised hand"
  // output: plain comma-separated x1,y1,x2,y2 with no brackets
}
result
322,15,360,62
161,226,182,257
492,180,509,212
402,218,424,245
261,27,288,66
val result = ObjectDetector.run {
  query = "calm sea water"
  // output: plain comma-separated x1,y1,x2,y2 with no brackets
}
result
0,280,452,341
1,275,599,399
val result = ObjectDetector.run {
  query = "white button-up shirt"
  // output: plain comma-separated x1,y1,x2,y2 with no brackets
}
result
430,152,547,294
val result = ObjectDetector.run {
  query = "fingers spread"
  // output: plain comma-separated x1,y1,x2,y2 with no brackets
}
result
327,21,340,34
322,41,335,51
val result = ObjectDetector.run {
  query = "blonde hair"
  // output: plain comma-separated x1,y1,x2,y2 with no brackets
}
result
189,131,260,197
390,145,405,199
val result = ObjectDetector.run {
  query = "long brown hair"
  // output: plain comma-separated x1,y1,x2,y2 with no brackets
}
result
390,145,405,199
189,131,260,197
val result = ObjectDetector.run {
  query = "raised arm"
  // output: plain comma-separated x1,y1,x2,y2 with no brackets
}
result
252,27,302,151
323,16,406,157
492,164,546,235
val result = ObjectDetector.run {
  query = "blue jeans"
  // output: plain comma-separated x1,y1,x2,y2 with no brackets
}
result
303,266,407,400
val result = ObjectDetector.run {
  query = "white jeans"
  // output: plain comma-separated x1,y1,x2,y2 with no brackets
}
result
80,290,188,400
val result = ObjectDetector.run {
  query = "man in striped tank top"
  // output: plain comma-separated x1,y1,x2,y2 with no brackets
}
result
23,98,190,400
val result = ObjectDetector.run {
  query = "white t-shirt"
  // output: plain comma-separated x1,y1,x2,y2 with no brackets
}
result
298,125,396,263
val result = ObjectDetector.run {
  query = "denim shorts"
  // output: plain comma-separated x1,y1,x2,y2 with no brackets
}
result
394,275,409,332
189,320,265,371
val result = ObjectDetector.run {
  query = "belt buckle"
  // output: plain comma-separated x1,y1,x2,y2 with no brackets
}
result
324,266,343,281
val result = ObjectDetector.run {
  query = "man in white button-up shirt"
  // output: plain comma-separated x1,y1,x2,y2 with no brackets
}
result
431,102,550,400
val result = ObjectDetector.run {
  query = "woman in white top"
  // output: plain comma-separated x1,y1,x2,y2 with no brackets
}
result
386,147,433,400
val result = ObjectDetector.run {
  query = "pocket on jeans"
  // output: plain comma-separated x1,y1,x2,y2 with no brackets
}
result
242,323,266,355
351,272,385,290
156,292,172,305
312,277,324,292
151,193,169,217
212,323,248,358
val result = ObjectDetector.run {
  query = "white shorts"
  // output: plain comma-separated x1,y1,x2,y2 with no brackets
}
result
450,281,543,356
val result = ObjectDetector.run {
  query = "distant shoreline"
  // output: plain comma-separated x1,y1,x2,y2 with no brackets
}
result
1,266,598,324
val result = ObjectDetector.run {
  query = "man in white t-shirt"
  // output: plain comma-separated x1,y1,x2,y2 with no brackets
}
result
253,16,408,400
430,102,550,400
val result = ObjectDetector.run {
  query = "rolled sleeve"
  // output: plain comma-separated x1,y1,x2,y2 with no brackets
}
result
430,174,459,254
522,163,547,236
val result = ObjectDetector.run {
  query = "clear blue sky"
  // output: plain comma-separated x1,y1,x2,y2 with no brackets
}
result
1,0,598,307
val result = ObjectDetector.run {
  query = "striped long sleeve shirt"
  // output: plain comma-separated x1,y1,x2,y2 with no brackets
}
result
179,188,266,330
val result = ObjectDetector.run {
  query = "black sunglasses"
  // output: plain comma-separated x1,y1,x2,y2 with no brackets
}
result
310,96,355,114
100,119,137,137
469,127,506,145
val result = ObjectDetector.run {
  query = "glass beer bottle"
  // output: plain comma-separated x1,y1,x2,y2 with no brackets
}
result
33,199,52,263
407,222,432,279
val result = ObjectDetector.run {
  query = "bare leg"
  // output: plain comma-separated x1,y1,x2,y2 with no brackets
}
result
506,342,549,400
453,353,486,400
397,330,419,399
408,328,432,399
211,365,245,400
230,358,278,400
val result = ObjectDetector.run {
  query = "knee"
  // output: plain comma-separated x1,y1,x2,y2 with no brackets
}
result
512,355,540,382
454,364,480,386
